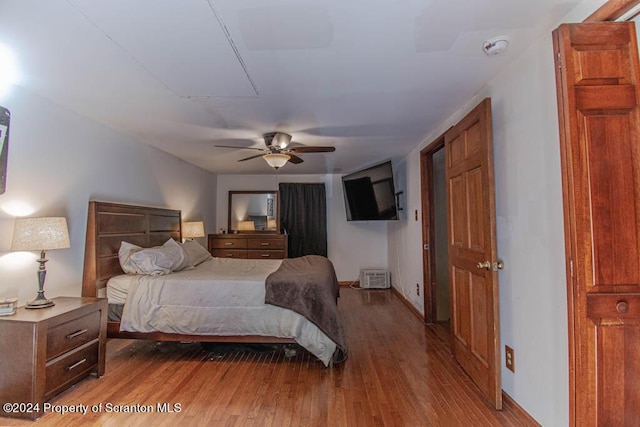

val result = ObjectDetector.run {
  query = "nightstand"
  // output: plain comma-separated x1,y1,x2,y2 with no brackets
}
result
0,297,107,420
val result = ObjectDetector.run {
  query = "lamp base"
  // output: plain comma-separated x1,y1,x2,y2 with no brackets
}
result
25,298,55,309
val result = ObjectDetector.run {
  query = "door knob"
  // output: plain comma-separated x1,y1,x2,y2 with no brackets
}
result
476,260,504,271
477,261,491,270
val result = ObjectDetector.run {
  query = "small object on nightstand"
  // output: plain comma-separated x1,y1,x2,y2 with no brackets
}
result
0,297,17,316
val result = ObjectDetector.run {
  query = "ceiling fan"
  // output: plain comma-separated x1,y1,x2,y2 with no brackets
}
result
215,132,336,170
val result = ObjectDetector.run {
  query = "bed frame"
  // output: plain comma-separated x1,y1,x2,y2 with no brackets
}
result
81,200,295,344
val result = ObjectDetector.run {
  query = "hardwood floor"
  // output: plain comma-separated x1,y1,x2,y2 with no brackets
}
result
1,288,538,426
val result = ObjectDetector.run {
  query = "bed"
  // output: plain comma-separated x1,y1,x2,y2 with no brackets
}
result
81,201,347,366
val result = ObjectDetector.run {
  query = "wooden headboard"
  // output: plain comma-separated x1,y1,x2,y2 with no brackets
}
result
81,201,182,297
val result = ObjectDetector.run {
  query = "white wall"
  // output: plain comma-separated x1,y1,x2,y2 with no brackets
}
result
387,0,607,425
0,86,216,304
216,174,388,281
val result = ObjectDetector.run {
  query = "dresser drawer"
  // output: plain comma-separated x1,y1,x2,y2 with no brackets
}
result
46,310,101,360
212,249,248,258
247,250,285,259
45,342,99,399
247,238,285,250
209,238,248,249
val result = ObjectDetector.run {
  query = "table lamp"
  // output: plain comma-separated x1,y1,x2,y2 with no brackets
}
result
11,217,70,309
182,221,205,241
237,220,255,231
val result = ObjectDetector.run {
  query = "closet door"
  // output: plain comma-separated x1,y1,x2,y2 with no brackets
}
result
553,22,640,426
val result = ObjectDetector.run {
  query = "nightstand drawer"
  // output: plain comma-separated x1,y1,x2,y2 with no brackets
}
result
46,310,101,360
45,342,99,399
247,250,285,259
212,249,248,258
247,239,285,250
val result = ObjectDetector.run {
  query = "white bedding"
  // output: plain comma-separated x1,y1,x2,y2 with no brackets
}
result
107,257,337,366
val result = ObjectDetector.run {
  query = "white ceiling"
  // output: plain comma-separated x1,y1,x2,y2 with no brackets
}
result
0,0,578,175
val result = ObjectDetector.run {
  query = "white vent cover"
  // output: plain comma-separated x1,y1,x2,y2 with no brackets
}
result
359,269,391,289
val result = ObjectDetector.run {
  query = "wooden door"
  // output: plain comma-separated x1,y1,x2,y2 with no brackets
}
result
445,98,502,409
553,22,640,426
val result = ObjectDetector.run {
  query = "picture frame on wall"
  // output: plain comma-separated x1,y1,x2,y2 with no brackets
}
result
0,106,9,195
267,197,274,217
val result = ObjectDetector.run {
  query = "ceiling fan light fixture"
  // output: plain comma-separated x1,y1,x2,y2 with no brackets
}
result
274,132,291,149
263,153,290,169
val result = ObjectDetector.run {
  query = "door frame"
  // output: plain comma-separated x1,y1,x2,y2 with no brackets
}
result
420,134,446,323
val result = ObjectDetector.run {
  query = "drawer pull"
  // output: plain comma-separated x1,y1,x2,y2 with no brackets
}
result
261,242,270,246
67,358,87,371
616,301,629,314
226,253,234,257
261,254,271,258
224,242,234,246
66,329,88,339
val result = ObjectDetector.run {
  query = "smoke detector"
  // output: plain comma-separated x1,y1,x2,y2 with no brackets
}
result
482,36,509,56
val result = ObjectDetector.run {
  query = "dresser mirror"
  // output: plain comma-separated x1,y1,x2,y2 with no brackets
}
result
228,191,279,233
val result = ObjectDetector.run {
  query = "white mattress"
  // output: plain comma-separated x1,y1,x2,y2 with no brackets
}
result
105,258,337,365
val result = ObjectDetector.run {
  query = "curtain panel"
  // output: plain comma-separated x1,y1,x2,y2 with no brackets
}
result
279,183,327,258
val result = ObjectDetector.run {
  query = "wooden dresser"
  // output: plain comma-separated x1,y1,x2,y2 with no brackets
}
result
0,297,107,420
208,233,288,259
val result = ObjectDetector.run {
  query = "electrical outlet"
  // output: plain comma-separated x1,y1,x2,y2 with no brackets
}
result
505,345,515,373
416,283,420,296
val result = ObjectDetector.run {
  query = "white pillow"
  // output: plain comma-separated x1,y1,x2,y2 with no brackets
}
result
118,239,185,276
163,238,192,271
118,241,143,274
181,239,212,266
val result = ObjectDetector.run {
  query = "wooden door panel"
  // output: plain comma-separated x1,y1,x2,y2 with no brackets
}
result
586,114,640,287
445,98,501,409
467,168,485,253
450,175,466,248
466,121,482,157
596,324,640,425
452,266,470,346
449,134,465,166
554,21,640,426
470,272,489,365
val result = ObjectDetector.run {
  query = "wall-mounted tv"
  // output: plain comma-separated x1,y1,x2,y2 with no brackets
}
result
342,160,398,221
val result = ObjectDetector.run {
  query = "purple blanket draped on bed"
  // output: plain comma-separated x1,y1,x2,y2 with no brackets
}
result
265,255,348,363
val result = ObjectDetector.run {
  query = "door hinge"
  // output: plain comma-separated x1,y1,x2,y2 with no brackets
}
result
556,51,562,69
569,258,573,278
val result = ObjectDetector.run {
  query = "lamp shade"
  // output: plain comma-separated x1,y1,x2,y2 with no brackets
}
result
182,221,205,239
237,220,255,231
11,217,70,251
263,153,290,169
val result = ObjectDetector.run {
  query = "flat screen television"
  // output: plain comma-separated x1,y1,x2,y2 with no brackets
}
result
342,160,398,221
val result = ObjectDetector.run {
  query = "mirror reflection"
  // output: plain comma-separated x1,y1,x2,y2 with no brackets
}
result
228,191,278,233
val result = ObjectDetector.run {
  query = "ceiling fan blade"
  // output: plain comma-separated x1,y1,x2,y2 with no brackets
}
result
288,154,304,164
289,146,336,153
238,153,265,162
216,145,265,151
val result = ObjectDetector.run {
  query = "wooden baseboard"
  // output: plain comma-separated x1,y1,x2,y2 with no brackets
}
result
339,280,359,287
502,391,541,426
390,286,425,322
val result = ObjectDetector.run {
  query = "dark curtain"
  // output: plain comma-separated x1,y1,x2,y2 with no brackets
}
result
279,183,327,258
